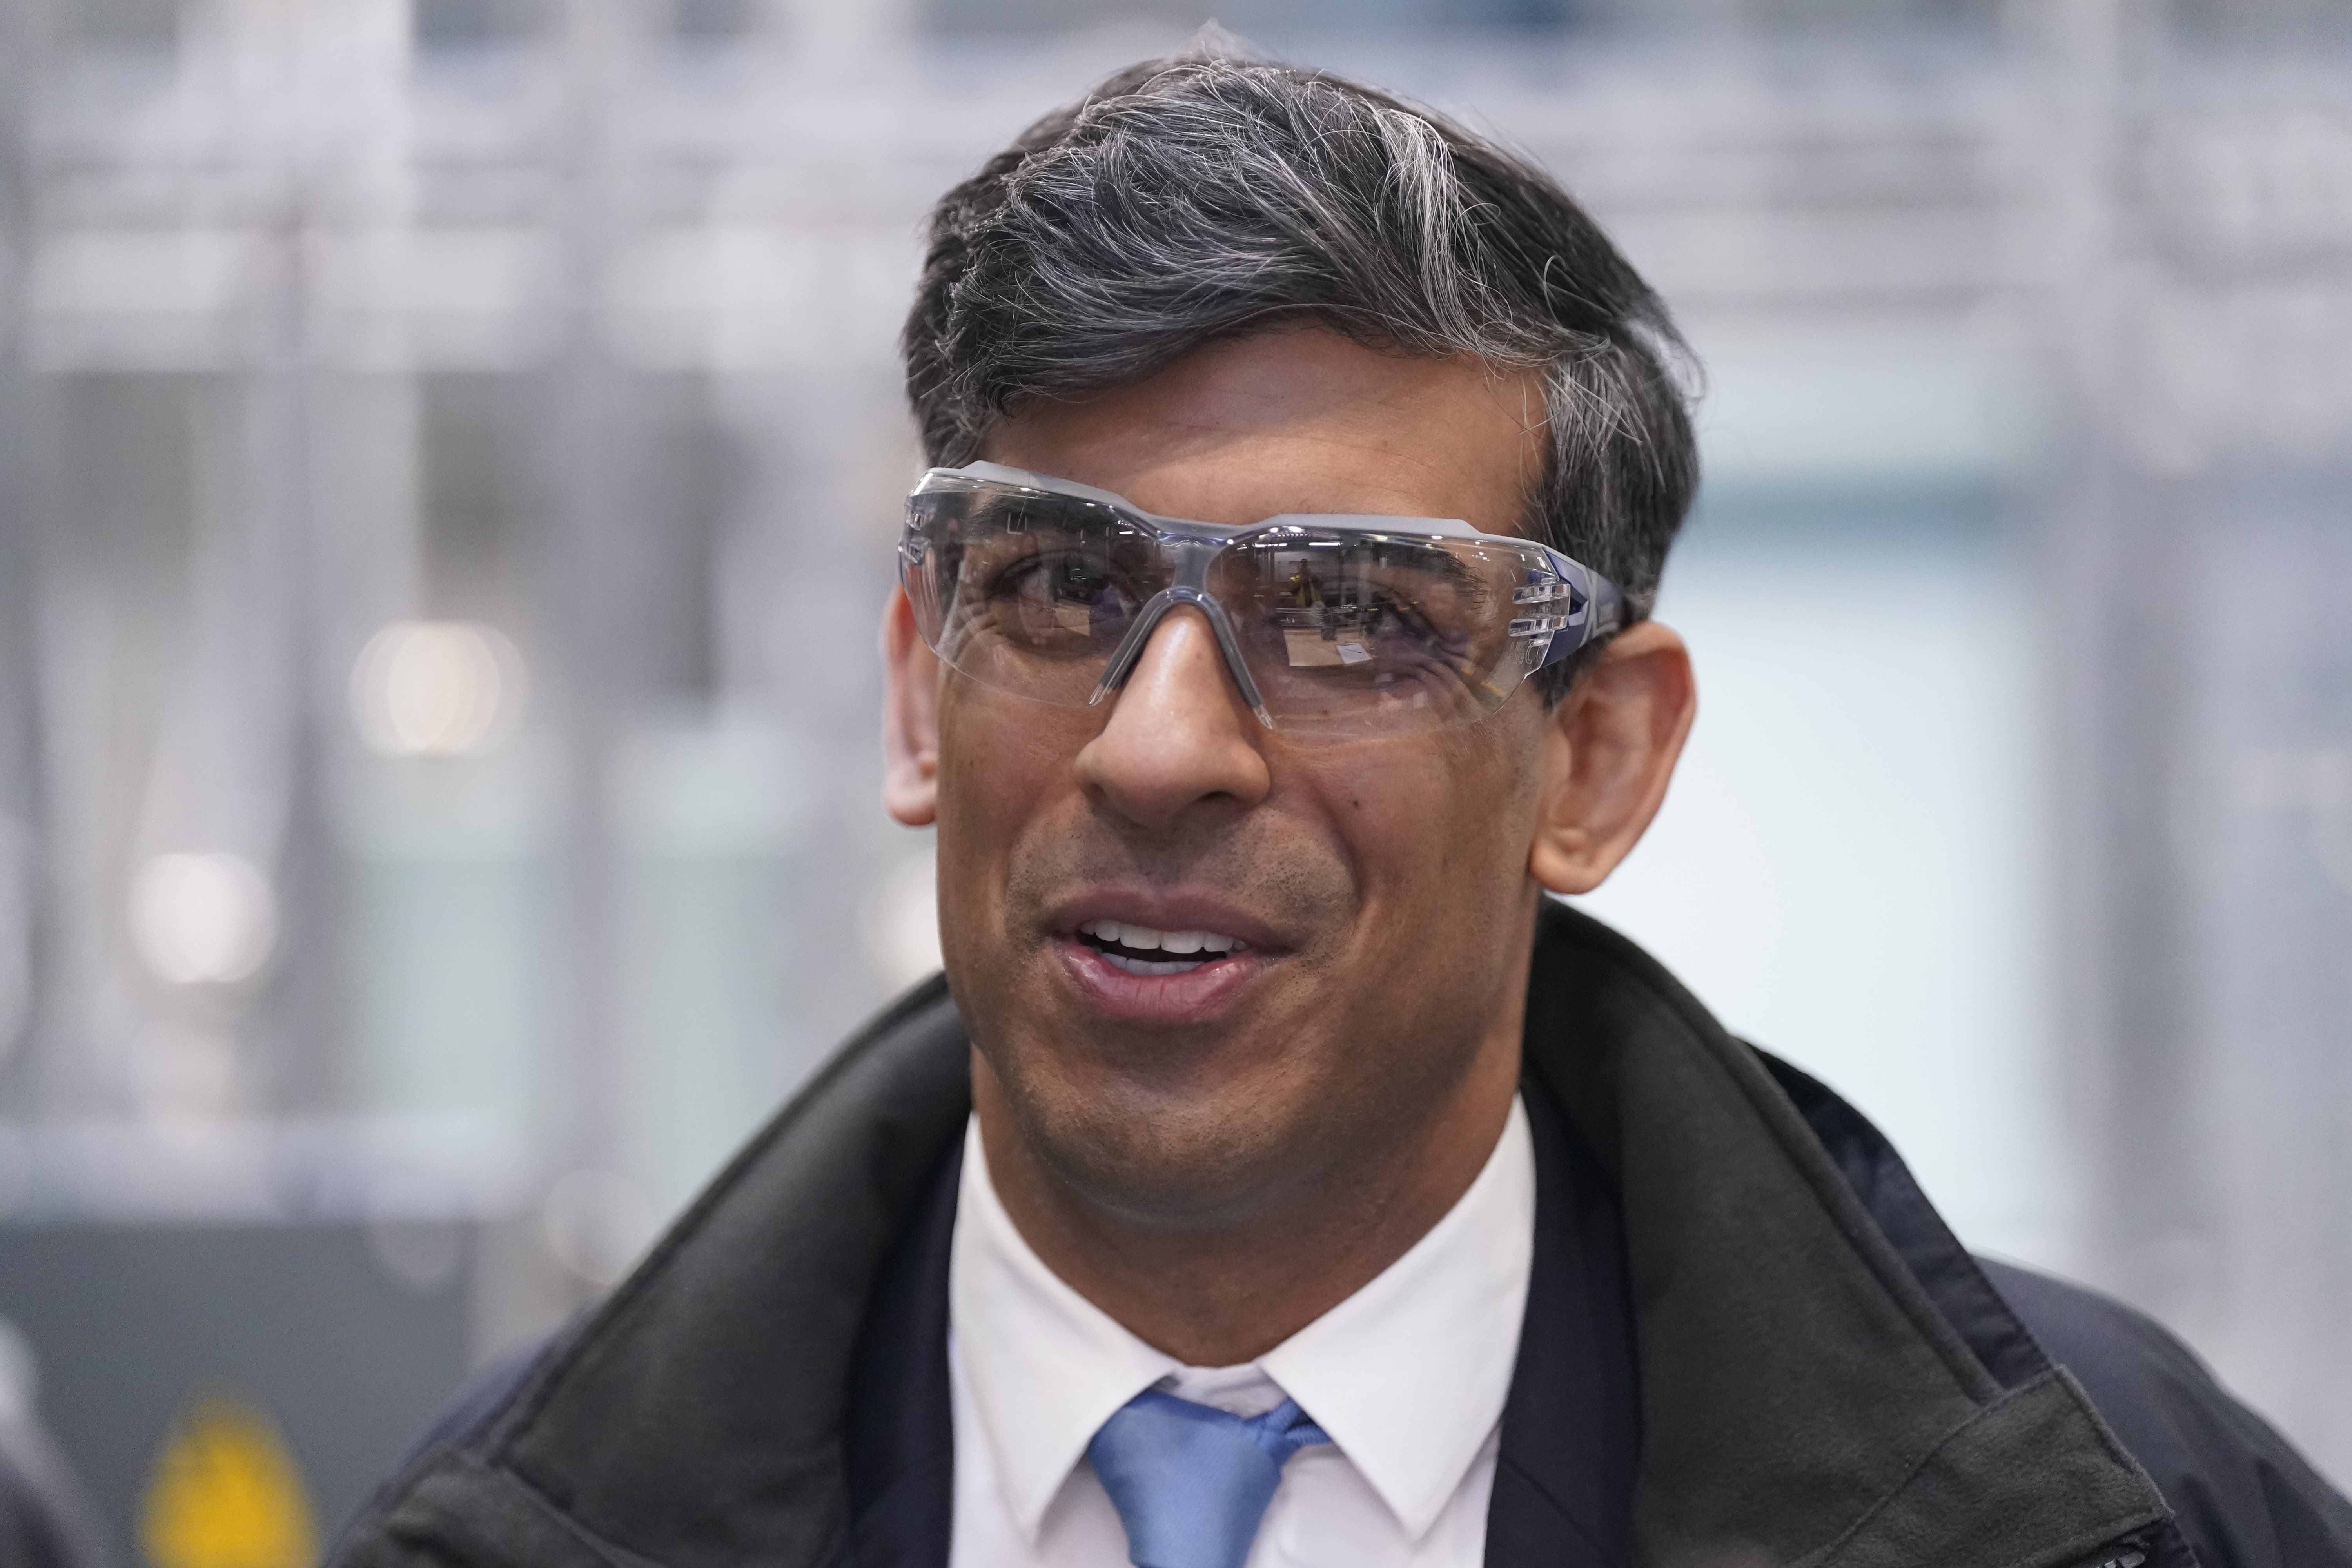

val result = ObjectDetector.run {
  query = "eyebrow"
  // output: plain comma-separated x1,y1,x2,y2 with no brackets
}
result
967,491,1130,532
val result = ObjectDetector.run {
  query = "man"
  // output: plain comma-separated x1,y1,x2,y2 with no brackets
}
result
335,51,2352,1568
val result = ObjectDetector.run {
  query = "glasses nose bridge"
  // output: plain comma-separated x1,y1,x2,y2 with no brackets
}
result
1163,530,1225,591
1087,532,1275,729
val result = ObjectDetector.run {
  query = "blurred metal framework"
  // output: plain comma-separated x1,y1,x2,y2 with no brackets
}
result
0,0,2345,1474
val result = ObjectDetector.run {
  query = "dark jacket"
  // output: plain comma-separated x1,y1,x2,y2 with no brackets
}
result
334,903,2352,1568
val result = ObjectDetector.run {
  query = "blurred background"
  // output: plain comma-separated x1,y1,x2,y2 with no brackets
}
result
0,0,2347,1556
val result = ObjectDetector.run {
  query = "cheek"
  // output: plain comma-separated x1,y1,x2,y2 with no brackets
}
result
1319,721,1544,930
933,686,1089,927
938,686,1057,820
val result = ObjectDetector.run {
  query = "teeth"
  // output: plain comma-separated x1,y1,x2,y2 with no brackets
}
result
1103,953,1201,977
1080,919,1245,956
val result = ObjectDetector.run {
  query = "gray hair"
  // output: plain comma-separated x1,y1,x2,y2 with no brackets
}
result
902,54,1699,693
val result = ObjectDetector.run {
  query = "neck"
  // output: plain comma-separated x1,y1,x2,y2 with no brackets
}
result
971,1010,1524,1368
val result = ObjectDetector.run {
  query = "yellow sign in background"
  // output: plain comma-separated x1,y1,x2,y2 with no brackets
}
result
141,1396,319,1568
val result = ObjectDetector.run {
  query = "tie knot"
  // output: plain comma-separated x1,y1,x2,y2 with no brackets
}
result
1238,1398,1327,1466
1087,1388,1331,1568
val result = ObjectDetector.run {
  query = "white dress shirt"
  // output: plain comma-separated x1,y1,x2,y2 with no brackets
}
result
946,1097,1536,1568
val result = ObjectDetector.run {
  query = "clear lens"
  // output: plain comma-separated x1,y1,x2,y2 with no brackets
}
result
907,485,1168,706
903,478,1553,736
1212,531,1532,734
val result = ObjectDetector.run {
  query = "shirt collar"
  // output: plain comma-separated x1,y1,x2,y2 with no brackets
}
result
948,1097,1536,1546
1258,1094,1534,1538
949,1118,1179,1539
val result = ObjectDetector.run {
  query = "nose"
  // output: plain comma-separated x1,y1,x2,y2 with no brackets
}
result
1074,606,1272,830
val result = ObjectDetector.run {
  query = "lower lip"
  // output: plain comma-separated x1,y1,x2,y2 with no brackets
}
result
1057,938,1270,1024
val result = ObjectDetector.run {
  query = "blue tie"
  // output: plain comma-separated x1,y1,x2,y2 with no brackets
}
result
1086,1388,1332,1568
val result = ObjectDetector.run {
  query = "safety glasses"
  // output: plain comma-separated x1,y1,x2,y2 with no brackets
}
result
898,462,1624,740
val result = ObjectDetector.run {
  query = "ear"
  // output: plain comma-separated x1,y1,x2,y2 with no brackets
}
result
882,586,942,827
1528,621,1697,895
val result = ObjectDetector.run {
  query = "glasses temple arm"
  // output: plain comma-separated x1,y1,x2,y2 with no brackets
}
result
1532,557,1628,671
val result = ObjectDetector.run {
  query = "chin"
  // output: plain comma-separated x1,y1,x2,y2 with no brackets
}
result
1007,1050,1333,1229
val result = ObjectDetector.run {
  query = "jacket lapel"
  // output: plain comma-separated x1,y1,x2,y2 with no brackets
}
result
1485,1077,1640,1568
841,1138,961,1568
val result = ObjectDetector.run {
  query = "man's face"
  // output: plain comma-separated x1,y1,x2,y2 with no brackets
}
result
924,326,1559,1227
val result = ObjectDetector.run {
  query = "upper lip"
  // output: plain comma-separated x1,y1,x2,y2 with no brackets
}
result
1049,891,1290,952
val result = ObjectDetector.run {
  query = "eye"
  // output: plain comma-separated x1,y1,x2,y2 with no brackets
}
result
1261,552,1483,671
984,548,1144,650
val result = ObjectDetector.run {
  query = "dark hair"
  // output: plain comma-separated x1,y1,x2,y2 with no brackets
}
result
901,52,1699,694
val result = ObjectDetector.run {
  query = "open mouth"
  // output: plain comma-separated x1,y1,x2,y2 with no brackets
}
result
1074,918,1250,977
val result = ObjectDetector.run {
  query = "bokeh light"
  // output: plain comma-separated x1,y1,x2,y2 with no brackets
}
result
348,622,525,759
128,854,279,987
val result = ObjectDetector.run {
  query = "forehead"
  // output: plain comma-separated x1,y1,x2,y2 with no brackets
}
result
981,325,1550,538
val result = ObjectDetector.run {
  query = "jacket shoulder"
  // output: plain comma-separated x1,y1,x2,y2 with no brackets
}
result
333,975,972,1568
1982,1258,2352,1568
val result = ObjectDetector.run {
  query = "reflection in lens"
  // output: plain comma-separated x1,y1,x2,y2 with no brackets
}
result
908,485,1165,708
1218,533,1523,733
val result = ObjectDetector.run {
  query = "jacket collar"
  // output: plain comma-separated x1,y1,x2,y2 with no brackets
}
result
1521,902,2172,1566
348,903,2175,1568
